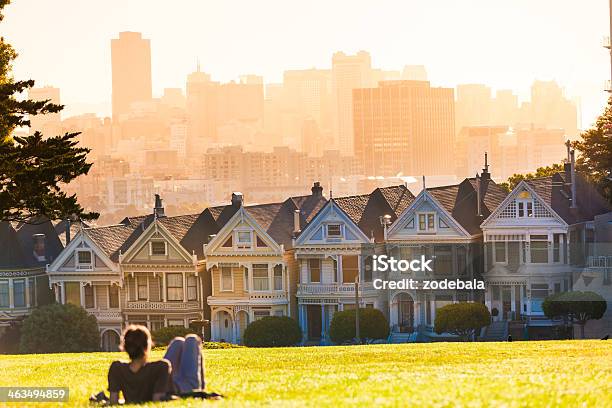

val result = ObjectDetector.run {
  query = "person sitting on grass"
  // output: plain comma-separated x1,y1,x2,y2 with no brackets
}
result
107,325,205,405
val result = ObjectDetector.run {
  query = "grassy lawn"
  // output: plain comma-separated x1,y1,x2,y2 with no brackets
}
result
0,340,610,407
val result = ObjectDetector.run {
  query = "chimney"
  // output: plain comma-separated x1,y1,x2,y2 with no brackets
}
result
481,152,491,181
231,192,243,208
65,218,71,245
154,194,165,218
293,210,301,234
32,233,46,262
311,182,323,197
570,149,577,209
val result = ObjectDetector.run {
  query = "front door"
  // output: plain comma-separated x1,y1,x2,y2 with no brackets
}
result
502,287,512,320
307,305,322,340
102,330,120,352
397,293,414,332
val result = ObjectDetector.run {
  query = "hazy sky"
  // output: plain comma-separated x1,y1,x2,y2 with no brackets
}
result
2,0,610,127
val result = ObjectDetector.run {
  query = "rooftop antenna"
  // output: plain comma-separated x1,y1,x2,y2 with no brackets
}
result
422,175,426,190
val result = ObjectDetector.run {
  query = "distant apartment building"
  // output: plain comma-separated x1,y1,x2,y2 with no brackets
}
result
353,80,455,177
283,68,333,133
111,32,152,121
521,80,578,139
186,68,218,148
332,51,373,154
27,86,61,135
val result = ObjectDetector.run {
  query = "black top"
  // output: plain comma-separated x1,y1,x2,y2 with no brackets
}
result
107,360,171,403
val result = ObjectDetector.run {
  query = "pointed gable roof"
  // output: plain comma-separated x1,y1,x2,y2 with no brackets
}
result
427,177,508,235
0,222,26,269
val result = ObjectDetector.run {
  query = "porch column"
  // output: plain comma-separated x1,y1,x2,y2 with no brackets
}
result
25,278,30,307
161,273,166,302
299,304,307,342
510,285,516,320
60,282,66,304
80,283,85,307
320,304,326,342
182,272,187,302
8,279,13,308
337,256,343,283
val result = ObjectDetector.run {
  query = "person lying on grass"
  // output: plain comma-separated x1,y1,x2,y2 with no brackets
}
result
107,324,205,404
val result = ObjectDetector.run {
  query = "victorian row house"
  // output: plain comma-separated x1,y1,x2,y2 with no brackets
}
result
4,155,611,349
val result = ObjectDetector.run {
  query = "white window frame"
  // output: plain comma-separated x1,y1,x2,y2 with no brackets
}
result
493,241,508,264
220,267,234,292
83,284,96,309
252,264,270,291
76,249,93,270
417,212,436,233
517,199,534,218
326,224,343,239
108,285,120,309
236,230,253,249
273,264,283,291
187,275,198,301
137,276,149,301
150,241,168,256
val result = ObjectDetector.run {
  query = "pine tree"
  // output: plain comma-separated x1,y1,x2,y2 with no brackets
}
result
0,0,97,222
573,97,612,204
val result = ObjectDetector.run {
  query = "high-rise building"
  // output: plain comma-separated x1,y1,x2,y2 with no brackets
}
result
353,80,455,177
111,32,152,121
402,65,428,81
332,51,372,154
283,68,333,134
28,86,61,134
186,68,218,150
522,80,578,138
455,84,493,133
218,78,264,124
492,89,519,126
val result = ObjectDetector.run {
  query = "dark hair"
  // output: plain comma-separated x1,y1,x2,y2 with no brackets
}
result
120,325,152,360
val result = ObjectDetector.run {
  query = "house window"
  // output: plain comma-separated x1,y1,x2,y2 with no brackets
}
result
273,265,283,290
530,235,549,263
13,279,25,308
237,231,252,249
167,273,183,301
187,275,198,300
0,280,9,307
84,284,95,308
342,255,359,283
109,285,119,308
309,259,321,283
221,267,233,291
77,250,92,269
168,319,184,327
494,242,507,263
137,276,148,300
531,283,549,299
151,241,167,256
327,224,342,238
150,315,165,331
517,200,533,218
553,234,562,263
28,277,36,307
65,282,81,305
433,246,452,276
417,213,435,232
253,309,270,321
253,264,269,291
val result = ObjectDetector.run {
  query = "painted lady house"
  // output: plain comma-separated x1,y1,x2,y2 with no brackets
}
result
205,187,326,344
480,152,611,340
47,195,209,350
293,185,414,344
0,219,59,341
383,164,507,342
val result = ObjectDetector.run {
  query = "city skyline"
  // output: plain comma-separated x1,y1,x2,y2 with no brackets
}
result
3,0,610,128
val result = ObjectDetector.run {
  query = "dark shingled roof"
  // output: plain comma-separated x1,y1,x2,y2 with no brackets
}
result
0,218,65,269
428,176,508,235
333,185,416,242
525,171,611,224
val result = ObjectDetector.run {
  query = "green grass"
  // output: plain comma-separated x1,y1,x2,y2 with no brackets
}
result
0,341,610,407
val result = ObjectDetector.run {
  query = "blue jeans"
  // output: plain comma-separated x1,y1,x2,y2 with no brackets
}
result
163,334,205,393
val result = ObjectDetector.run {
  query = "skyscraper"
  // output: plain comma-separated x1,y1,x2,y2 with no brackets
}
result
186,68,218,150
111,32,152,121
353,80,455,177
455,84,493,133
332,51,372,154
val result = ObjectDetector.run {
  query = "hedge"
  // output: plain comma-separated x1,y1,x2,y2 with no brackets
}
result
243,316,302,347
329,308,389,344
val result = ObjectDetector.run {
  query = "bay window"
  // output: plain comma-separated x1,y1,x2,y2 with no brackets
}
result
253,264,269,291
221,267,233,291
530,235,549,263
167,273,183,301
13,279,25,307
274,265,283,290
187,275,198,300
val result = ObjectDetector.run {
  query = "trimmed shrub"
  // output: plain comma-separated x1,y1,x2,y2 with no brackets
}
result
543,291,607,339
203,341,245,349
0,322,21,354
20,303,99,353
151,326,198,346
329,308,389,344
434,302,490,341
243,316,301,347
